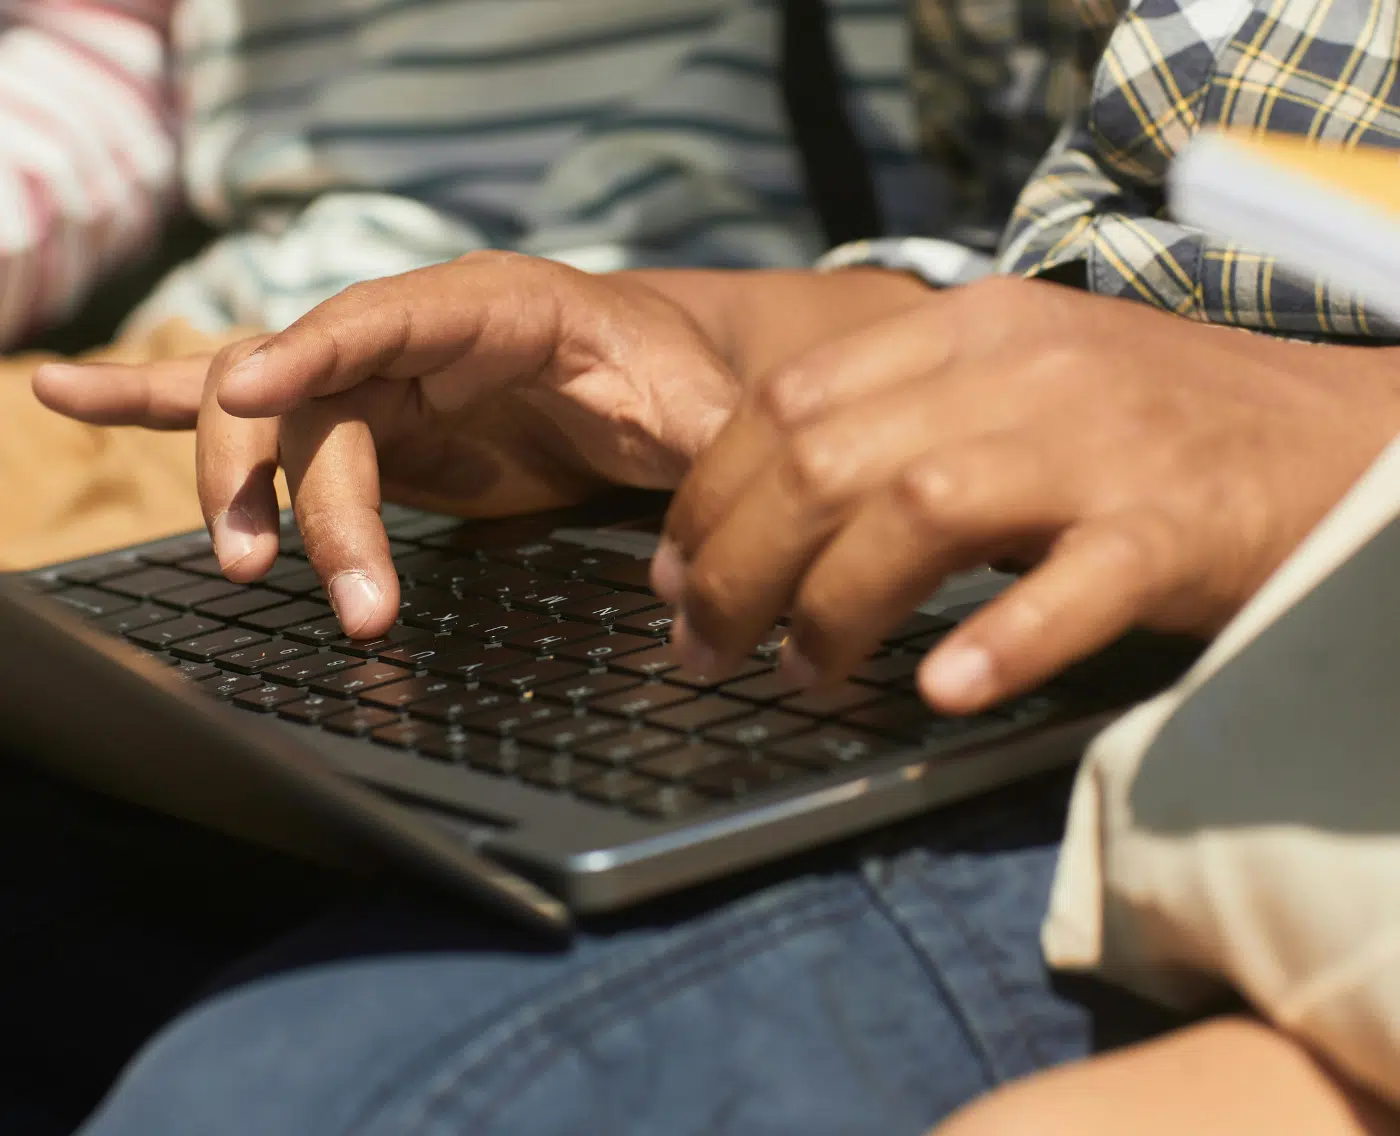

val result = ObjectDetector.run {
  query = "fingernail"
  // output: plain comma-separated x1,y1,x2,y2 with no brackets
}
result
221,350,265,391
650,537,685,604
211,507,258,570
670,611,718,677
329,571,382,635
779,641,821,687
922,644,996,708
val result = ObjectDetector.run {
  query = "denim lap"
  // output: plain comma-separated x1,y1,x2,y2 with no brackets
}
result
78,775,1137,1136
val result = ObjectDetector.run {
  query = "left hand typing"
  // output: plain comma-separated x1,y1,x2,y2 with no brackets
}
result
654,277,1400,714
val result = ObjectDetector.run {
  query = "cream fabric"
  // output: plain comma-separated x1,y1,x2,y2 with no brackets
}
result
1044,434,1400,1107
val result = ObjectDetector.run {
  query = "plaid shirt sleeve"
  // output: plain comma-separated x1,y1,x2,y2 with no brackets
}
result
830,1,1400,339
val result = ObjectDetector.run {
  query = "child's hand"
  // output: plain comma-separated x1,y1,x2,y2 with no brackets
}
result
33,252,741,635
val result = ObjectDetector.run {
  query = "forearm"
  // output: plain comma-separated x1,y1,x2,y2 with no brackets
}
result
620,266,932,384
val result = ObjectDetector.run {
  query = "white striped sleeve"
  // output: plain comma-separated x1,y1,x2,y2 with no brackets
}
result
0,0,177,345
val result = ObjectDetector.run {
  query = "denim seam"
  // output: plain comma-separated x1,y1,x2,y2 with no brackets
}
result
463,897,869,1135
341,882,862,1136
909,860,1046,1075
853,867,999,1088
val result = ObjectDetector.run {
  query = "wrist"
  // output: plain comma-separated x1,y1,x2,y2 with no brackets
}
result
618,266,932,384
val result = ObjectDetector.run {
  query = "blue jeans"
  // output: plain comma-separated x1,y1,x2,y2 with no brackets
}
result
0,768,1177,1135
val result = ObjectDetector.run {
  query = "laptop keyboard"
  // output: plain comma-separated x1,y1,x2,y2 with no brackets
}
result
24,514,1061,822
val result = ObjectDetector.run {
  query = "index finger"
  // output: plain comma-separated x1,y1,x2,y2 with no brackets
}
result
215,253,571,419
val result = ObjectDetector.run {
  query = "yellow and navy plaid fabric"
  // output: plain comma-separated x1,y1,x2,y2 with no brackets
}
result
828,0,1400,336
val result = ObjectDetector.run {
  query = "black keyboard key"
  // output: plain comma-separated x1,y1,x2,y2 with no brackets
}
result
127,614,222,648
359,675,460,710
370,719,451,751
780,682,882,718
849,653,922,688
520,753,609,791
396,586,492,630
171,628,271,661
409,689,508,725
575,728,683,767
283,616,347,645
172,661,219,683
480,658,590,697
627,784,707,819
882,612,955,644
103,567,200,599
645,696,752,734
463,566,550,600
323,706,400,737
311,662,409,697
264,565,322,595
511,581,615,614
454,608,552,643
704,710,812,749
417,728,475,763
480,540,558,568
842,696,939,741
613,605,677,638
388,549,459,583
51,587,136,618
459,700,566,736
666,659,771,690
690,757,798,799
338,626,432,659
194,588,288,620
139,534,213,566
262,652,361,686
375,636,457,668
554,591,659,624
58,558,141,586
216,639,316,674
720,670,806,703
574,769,658,806
500,621,604,655
769,727,889,770
198,672,263,699
277,693,352,724
535,671,640,705
383,513,463,542
240,600,334,632
515,714,624,751
233,683,306,712
532,547,639,581
24,570,64,593
424,643,532,682
420,559,496,591
610,644,684,678
179,554,227,577
590,685,695,719
584,557,655,592
158,579,244,609
553,632,659,665
97,606,179,636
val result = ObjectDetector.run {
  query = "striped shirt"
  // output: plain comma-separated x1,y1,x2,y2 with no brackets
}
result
0,0,176,345
0,0,924,342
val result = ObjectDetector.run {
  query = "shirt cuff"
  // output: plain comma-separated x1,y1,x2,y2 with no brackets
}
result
816,236,997,288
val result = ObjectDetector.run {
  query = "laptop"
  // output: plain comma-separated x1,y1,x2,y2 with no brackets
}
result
1,490,1198,933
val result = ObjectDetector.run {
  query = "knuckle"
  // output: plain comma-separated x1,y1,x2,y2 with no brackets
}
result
1087,510,1181,591
893,457,962,527
778,427,846,504
756,362,823,430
